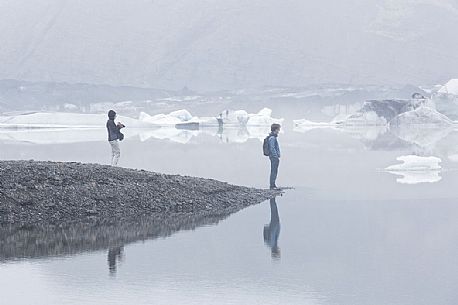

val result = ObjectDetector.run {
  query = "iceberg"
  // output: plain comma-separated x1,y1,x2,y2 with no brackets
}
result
386,155,441,171
139,109,194,126
140,109,220,127
438,79,458,96
390,106,453,126
0,126,157,145
138,127,199,144
388,170,442,185
0,128,107,144
140,108,283,130
293,118,388,142
385,155,442,184
217,108,283,127
0,111,159,144
335,99,432,126
0,112,152,129
217,110,249,126
389,107,455,147
246,108,284,126
294,99,423,129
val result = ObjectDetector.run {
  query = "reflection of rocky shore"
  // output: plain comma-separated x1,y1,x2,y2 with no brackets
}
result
0,208,250,261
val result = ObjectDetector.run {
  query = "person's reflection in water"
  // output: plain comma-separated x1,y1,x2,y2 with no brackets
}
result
108,246,124,276
263,197,281,260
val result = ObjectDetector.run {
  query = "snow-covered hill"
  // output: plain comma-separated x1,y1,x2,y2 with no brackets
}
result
0,0,457,89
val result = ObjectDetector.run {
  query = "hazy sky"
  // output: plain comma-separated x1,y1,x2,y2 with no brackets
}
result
0,0,457,90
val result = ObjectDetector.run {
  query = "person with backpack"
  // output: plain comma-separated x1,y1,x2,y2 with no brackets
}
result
106,110,125,166
263,123,281,189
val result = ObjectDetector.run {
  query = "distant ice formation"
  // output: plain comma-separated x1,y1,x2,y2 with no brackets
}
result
246,108,284,126
390,106,453,126
139,108,283,128
293,119,335,132
139,109,195,126
385,155,442,184
294,99,419,129
438,79,458,96
0,112,150,128
389,107,455,147
0,109,283,144
294,97,458,148
388,170,442,185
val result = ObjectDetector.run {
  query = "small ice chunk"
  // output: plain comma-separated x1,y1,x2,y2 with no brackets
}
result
389,171,442,185
293,119,335,132
390,106,452,126
438,79,458,96
386,155,441,171
385,155,442,184
0,112,149,128
247,108,284,126
234,110,249,125
139,109,193,125
169,109,193,121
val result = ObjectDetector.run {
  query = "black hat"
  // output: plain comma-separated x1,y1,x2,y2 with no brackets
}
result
108,110,116,119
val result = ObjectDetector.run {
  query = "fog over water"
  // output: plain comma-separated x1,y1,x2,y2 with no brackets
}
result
1,1,458,304
1,95,458,304
1,1,458,89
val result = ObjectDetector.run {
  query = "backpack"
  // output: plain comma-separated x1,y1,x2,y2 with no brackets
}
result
263,136,271,156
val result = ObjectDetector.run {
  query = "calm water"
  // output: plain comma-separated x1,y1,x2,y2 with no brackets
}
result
1,120,458,305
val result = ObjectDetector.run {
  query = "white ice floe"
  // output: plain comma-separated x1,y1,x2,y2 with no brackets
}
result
138,127,200,144
0,128,107,144
139,109,194,125
390,106,453,126
385,155,442,184
293,119,337,132
0,112,151,128
386,155,441,171
0,111,158,144
293,118,388,142
140,108,283,128
389,107,455,147
140,109,219,127
217,108,283,126
247,108,284,126
0,126,157,145
388,170,442,185
339,111,388,126
438,79,458,96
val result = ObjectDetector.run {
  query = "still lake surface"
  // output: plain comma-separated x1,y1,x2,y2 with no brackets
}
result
1,118,458,305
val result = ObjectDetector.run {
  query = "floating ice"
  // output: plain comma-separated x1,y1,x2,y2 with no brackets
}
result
293,119,336,132
218,108,283,126
139,109,194,125
138,127,199,144
438,79,458,96
0,112,150,128
386,155,441,171
385,155,442,184
336,110,388,126
247,108,284,126
294,100,415,129
388,170,442,185
390,106,453,126
141,108,283,128
389,107,454,147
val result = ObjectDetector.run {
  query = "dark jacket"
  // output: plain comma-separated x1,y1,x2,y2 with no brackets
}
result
107,119,120,141
268,133,280,159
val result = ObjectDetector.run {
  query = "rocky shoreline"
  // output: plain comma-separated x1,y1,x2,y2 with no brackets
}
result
0,161,279,226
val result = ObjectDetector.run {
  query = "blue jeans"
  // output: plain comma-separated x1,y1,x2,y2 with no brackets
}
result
270,157,280,187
